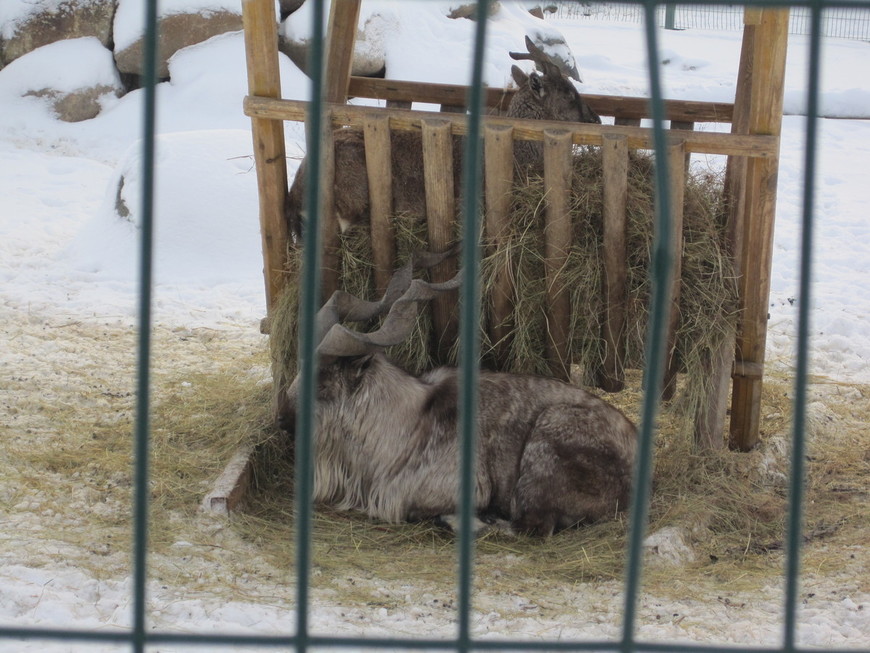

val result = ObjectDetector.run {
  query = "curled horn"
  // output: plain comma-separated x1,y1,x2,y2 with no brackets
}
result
509,35,582,82
314,247,461,360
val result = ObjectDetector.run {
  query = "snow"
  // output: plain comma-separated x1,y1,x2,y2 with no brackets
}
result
0,1,868,650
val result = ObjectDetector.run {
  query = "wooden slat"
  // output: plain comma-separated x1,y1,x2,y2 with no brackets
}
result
662,141,687,401
697,20,758,451
243,97,777,158
542,129,574,380
363,114,395,294
319,119,341,298
598,133,629,392
422,119,457,361
241,0,289,313
729,8,789,451
323,0,361,103
348,77,735,123
484,124,515,366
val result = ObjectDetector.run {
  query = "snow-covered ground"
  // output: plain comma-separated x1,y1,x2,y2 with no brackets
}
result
1,2,868,650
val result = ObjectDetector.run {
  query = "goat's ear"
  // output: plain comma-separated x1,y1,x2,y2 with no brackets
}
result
350,353,376,375
529,72,545,98
510,64,527,88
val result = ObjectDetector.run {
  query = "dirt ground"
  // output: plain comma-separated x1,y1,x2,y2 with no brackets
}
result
1,303,867,645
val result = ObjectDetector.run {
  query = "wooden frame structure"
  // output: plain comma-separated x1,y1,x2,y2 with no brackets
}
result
241,0,788,452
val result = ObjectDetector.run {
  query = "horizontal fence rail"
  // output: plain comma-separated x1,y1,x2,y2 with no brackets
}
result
3,0,868,652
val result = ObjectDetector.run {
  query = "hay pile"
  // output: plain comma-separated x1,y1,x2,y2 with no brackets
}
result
269,147,738,436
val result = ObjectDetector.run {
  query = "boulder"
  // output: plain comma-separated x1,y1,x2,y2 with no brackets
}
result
0,37,122,122
114,10,243,78
25,84,120,122
280,9,394,78
447,2,502,19
0,0,115,67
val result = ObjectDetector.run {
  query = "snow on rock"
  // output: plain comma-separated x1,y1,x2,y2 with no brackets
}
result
0,0,115,66
0,36,121,122
68,129,263,288
113,0,245,77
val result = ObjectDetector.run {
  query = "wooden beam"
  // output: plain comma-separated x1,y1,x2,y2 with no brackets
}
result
598,133,629,392
422,119,457,362
363,114,395,294
543,129,574,380
662,141,687,401
729,8,789,451
347,77,735,124
484,124,515,367
244,97,778,158
242,0,289,314
324,0,361,103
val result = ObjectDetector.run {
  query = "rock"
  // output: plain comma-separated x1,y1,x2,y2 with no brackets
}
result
279,0,306,19
0,37,122,122
280,9,395,78
643,526,697,566
0,0,115,67
25,84,119,122
114,9,243,78
447,2,502,19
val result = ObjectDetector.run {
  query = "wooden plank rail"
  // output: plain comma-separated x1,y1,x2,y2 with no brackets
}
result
362,114,395,294
422,119,458,361
347,76,735,124
598,133,629,392
662,141,687,401
243,96,777,158
543,129,574,380
483,124,515,367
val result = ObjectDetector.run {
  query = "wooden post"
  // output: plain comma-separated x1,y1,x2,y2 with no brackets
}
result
242,0,289,314
729,8,789,451
323,0,361,104
363,114,395,294
484,124,515,366
662,140,686,401
422,119,457,361
598,133,629,392
315,0,361,299
543,129,574,380
695,15,759,450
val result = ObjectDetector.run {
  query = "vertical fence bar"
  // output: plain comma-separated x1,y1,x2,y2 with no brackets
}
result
621,3,674,651
784,4,823,648
457,0,490,649
294,1,328,651
131,0,159,651
364,114,396,294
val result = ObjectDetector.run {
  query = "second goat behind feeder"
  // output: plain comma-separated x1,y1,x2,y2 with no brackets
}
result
285,37,600,240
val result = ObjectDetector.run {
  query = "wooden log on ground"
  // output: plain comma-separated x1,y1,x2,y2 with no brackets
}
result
422,118,457,360
201,444,255,515
484,124,515,366
542,129,574,380
598,133,629,392
363,114,395,294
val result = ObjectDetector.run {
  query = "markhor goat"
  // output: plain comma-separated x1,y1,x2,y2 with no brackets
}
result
285,37,600,240
280,251,637,536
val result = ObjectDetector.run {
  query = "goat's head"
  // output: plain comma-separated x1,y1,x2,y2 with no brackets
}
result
508,36,600,125
278,248,461,434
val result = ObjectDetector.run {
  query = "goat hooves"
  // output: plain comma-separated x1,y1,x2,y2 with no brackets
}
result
433,514,516,538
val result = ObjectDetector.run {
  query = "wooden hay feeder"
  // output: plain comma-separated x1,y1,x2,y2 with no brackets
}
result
206,0,791,515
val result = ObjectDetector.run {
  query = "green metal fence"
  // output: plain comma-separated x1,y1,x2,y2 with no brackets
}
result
1,1,867,652
555,1,870,41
